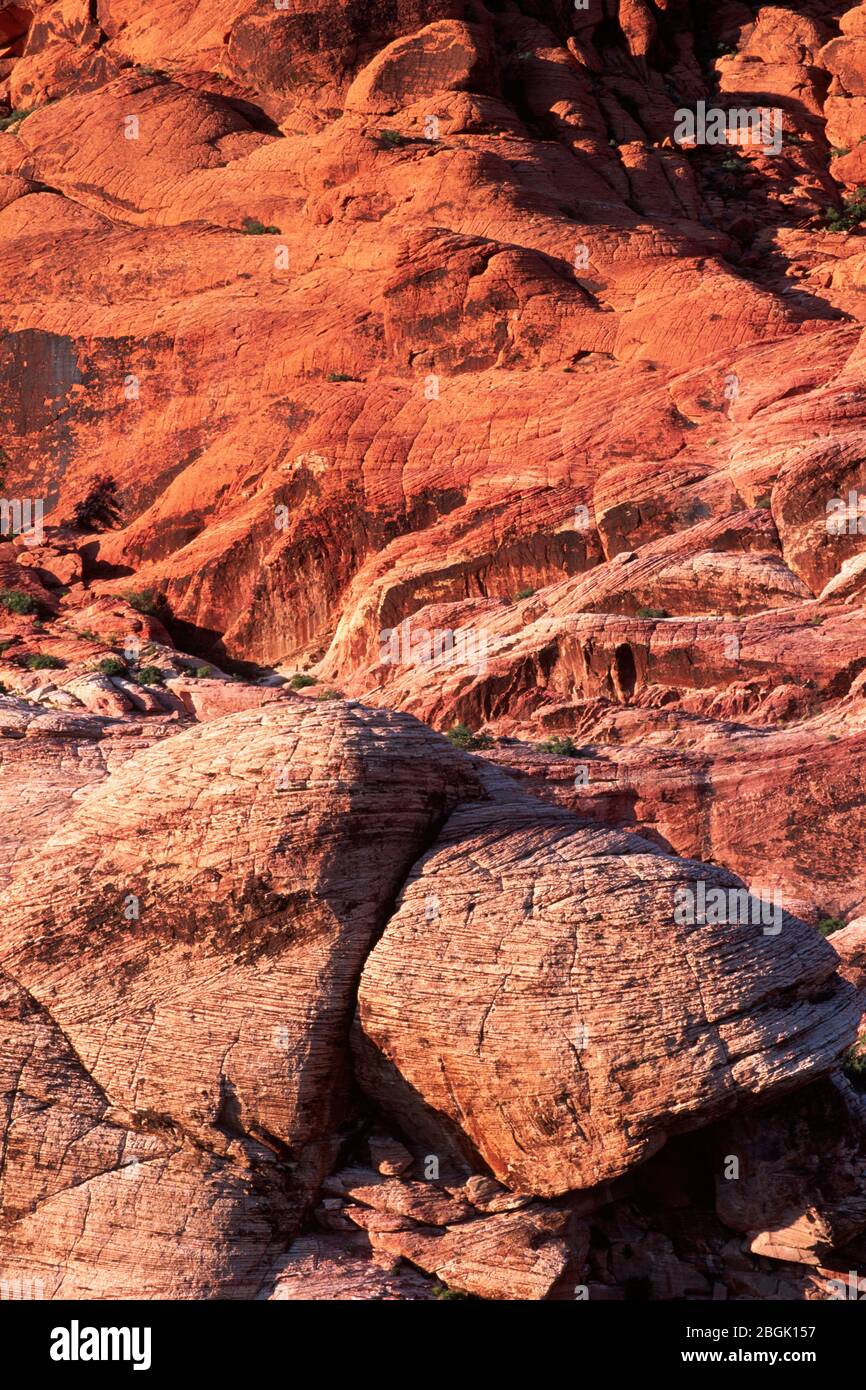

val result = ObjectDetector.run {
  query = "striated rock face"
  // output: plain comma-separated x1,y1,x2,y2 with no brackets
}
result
0,970,303,1300
355,770,859,1195
2,0,866,1303
0,702,477,1297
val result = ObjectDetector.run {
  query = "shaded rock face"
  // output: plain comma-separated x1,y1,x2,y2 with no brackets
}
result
1,0,866,1304
711,1076,866,1267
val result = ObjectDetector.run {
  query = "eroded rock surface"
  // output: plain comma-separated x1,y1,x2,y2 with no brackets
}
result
0,702,477,1297
355,771,859,1195
1,0,866,1303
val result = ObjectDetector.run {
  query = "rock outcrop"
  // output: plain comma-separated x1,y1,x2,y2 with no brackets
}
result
1,0,866,1302
355,770,859,1195
0,702,477,1297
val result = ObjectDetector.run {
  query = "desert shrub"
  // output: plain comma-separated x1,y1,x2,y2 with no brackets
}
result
289,673,316,688
0,588,35,615
136,665,164,686
537,735,580,757
25,652,64,670
445,723,493,751
73,475,123,531
241,216,281,235
636,606,667,619
824,188,866,232
515,586,536,600
96,655,126,677
193,666,213,679
124,589,159,615
0,109,28,133
378,129,408,147
314,688,342,700
817,916,846,937
327,372,357,382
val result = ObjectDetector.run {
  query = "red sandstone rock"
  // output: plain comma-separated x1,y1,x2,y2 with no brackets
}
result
355,768,859,1197
1,0,865,1305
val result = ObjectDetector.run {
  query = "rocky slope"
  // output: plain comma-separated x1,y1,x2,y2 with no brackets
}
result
1,0,866,1300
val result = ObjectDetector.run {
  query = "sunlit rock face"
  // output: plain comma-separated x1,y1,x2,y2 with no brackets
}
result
1,0,865,1301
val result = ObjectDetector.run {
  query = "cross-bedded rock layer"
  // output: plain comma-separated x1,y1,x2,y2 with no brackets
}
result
1,0,866,1300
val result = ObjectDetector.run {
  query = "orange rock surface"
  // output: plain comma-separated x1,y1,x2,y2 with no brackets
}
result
1,0,865,1303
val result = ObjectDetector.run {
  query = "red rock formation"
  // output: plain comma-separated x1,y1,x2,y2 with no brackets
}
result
0,0,865,1303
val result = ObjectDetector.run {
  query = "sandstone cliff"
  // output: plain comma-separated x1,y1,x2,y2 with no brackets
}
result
1,0,866,1301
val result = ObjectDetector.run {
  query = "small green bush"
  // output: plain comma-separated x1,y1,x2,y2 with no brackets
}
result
289,673,316,689
136,665,164,686
0,109,28,133
327,372,357,383
445,723,493,751
25,653,64,670
378,129,408,147
97,655,127,677
537,735,580,757
817,916,845,937
515,586,536,600
824,187,866,232
0,588,36,615
124,589,159,615
241,216,281,235
314,688,342,700
636,606,667,619
432,1283,474,1300
193,665,213,679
